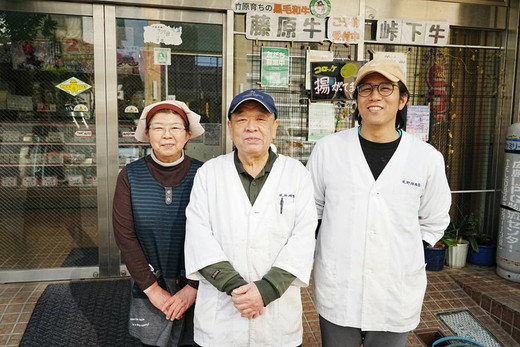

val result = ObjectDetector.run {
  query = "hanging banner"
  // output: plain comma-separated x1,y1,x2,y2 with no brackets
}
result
310,61,362,100
234,1,311,15
246,13,326,42
327,15,362,44
261,47,290,87
376,18,449,46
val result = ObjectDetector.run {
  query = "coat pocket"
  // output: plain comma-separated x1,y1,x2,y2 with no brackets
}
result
398,265,427,322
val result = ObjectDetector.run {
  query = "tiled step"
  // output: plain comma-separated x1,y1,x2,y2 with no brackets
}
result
409,266,520,347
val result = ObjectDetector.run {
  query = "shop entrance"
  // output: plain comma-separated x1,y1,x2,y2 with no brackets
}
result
0,2,225,283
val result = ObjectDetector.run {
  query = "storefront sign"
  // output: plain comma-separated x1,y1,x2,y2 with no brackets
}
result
144,24,182,45
234,1,311,15
246,13,325,41
56,77,92,96
327,15,362,44
377,19,449,46
310,61,362,100
261,47,289,87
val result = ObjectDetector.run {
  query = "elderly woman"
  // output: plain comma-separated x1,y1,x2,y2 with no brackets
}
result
113,100,204,347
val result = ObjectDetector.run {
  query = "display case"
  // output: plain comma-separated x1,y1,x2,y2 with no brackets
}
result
0,120,97,189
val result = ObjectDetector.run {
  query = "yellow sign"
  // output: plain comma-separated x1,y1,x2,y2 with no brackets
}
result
56,77,92,96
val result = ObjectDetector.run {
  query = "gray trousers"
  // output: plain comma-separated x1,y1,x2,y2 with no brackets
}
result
319,315,409,347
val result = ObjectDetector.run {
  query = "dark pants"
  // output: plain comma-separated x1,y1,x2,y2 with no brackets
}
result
319,315,409,347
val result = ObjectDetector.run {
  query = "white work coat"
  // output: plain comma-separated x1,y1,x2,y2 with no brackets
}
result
185,152,317,347
306,128,451,332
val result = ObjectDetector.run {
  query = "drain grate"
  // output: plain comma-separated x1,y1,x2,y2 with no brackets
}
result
437,310,503,347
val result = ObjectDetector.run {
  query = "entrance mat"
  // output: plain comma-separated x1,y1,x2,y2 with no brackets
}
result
437,310,503,347
20,278,140,347
61,246,98,267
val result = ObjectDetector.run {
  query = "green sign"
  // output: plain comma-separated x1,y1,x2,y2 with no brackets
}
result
261,47,289,88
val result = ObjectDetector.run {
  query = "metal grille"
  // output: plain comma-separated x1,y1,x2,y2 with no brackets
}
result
246,40,356,162
438,310,503,347
242,27,503,229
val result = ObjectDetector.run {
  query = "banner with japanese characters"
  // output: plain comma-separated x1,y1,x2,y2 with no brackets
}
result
376,19,449,46
261,47,290,87
327,15,362,44
246,13,326,42
310,61,362,100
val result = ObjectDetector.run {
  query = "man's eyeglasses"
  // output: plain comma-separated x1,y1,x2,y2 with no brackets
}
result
357,82,398,97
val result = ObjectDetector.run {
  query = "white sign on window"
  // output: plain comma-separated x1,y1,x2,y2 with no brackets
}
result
376,18,449,46
144,24,182,45
327,15,362,44
154,48,171,65
246,13,326,42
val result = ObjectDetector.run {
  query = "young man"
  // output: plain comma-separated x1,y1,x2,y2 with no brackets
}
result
307,59,452,347
184,89,317,346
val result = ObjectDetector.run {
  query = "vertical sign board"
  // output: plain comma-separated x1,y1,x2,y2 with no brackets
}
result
310,61,363,100
261,47,290,87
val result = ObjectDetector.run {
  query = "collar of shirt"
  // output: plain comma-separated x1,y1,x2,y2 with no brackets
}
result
234,148,278,179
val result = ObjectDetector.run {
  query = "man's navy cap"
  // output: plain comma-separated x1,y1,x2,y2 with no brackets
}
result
228,89,278,119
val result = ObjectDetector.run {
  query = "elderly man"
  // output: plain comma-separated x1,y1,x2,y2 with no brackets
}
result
184,89,317,347
307,59,451,347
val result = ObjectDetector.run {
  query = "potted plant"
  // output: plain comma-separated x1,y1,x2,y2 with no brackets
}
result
424,236,455,271
443,214,478,268
467,232,496,266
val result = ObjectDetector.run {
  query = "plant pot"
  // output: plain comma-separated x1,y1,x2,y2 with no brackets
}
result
468,244,496,266
446,240,469,268
424,247,446,271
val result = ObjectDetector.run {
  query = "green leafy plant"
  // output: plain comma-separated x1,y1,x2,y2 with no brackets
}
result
443,214,480,252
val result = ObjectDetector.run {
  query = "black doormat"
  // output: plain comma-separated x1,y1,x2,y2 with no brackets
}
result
61,246,98,267
20,278,141,347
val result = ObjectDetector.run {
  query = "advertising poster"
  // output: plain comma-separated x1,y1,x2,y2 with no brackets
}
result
261,47,289,87
406,105,430,141
308,102,335,141
310,61,362,100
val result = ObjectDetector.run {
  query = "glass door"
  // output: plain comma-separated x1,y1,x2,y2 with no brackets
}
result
0,3,226,283
106,7,225,276
113,16,224,164
0,3,100,281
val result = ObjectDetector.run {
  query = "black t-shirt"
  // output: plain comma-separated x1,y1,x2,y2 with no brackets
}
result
359,133,401,180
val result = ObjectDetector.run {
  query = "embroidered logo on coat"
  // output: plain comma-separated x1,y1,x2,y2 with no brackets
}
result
402,179,421,188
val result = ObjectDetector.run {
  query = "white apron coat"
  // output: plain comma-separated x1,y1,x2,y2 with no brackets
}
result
306,128,451,332
185,152,317,347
